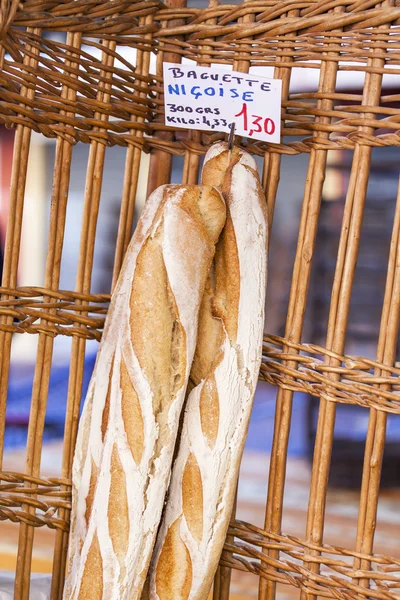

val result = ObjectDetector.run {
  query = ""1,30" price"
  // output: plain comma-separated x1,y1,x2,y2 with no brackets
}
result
234,102,276,137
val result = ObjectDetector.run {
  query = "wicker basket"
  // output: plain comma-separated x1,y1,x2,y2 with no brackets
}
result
1,0,400,598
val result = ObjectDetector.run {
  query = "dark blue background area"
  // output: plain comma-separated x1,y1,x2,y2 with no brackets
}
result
245,382,308,456
4,354,96,450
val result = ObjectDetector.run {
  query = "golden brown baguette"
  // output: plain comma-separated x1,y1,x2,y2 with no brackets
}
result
63,184,226,600
147,143,268,600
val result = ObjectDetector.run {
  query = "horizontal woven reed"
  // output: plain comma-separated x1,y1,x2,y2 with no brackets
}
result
1,2,400,155
1,287,399,414
221,522,400,600
0,286,108,339
1,0,400,598
2,472,400,599
0,471,71,531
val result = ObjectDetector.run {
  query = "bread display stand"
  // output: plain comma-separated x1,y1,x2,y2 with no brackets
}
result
1,1,400,599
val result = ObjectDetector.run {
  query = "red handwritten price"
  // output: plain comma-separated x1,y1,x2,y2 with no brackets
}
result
234,102,276,137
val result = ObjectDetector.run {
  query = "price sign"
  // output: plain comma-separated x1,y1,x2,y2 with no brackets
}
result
163,63,282,144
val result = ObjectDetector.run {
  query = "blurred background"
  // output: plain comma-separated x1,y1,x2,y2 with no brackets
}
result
1,12,400,598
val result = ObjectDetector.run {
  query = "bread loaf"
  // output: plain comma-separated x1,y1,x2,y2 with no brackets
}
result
63,184,226,600
147,143,268,600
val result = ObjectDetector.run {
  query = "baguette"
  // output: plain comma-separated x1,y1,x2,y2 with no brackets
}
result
63,184,226,600
147,143,268,600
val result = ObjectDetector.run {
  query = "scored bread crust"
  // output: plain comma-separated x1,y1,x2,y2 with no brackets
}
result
63,184,226,600
147,143,268,600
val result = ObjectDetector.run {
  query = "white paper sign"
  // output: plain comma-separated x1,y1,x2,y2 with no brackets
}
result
163,63,282,144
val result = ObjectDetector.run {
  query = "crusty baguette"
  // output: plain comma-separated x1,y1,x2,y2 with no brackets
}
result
63,184,226,600
147,143,268,600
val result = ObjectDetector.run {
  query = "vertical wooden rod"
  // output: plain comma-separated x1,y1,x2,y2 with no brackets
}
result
146,0,187,195
50,36,118,599
302,6,391,596
260,24,342,600
111,14,154,289
353,169,400,588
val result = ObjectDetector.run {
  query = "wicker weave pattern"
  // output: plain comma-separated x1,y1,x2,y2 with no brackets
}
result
0,0,400,599
0,472,71,532
2,474,400,600
2,286,400,414
1,2,400,153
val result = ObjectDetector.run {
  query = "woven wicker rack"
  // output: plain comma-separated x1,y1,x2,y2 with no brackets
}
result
1,0,400,598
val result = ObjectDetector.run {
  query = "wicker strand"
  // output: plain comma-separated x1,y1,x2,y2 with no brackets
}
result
47,27,86,600
303,5,392,597
352,172,400,587
262,6,344,599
